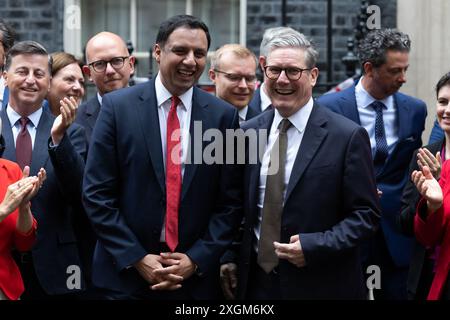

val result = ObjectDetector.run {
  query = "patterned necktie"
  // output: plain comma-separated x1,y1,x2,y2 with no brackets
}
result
371,101,389,167
16,117,32,170
258,118,292,273
165,96,182,252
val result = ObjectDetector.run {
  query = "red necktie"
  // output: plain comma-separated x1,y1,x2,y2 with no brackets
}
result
16,117,32,170
165,96,182,252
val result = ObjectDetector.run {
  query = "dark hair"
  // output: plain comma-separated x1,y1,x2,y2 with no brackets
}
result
51,51,81,77
0,19,16,52
156,15,211,50
358,29,410,70
436,72,450,98
4,40,52,72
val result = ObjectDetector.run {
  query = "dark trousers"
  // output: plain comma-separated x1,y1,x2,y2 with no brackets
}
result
245,249,282,300
362,229,408,300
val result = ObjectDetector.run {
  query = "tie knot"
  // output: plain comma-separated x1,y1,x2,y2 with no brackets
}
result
170,96,181,111
19,117,30,128
278,118,292,134
371,101,386,112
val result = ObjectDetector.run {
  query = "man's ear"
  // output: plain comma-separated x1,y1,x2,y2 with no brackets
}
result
2,71,8,87
208,68,216,83
82,65,92,81
128,56,136,74
363,62,374,77
153,44,161,63
259,56,266,72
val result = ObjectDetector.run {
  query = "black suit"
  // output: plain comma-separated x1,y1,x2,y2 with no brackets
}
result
75,96,101,145
399,139,444,299
236,104,381,299
1,109,89,296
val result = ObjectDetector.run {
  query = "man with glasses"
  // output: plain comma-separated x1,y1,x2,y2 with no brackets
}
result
76,32,135,144
318,29,427,300
209,44,258,125
229,27,380,299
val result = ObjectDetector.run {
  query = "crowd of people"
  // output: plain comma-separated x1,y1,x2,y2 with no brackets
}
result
0,14,448,300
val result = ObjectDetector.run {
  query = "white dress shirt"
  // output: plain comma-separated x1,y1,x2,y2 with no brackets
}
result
238,106,248,125
355,77,398,158
259,83,272,112
254,97,314,250
6,104,43,149
155,73,193,242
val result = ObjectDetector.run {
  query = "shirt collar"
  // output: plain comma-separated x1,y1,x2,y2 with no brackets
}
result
155,73,193,112
97,92,103,106
356,76,394,109
272,96,314,134
238,106,248,121
6,104,43,129
259,83,272,112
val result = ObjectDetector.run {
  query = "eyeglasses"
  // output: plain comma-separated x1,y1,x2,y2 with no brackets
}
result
264,66,312,81
88,56,130,73
214,69,257,84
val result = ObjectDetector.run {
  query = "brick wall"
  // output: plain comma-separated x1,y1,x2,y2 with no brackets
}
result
246,0,396,89
0,0,64,53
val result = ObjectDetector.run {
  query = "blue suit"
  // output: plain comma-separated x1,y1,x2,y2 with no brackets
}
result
317,85,427,298
247,87,262,117
1,109,89,296
236,105,380,299
82,80,243,299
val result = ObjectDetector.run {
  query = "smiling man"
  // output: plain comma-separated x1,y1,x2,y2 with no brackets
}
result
82,15,242,300
224,27,380,300
318,29,427,300
75,32,135,144
209,44,258,125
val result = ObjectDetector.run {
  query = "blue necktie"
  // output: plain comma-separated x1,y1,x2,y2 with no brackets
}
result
371,100,389,167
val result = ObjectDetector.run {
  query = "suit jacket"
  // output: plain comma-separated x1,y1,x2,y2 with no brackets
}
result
1,109,88,295
247,87,262,117
75,96,101,146
317,85,427,267
236,104,381,299
399,139,443,299
0,159,37,300
415,160,450,299
82,79,243,298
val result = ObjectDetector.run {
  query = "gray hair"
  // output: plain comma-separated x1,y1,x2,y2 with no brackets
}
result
358,28,410,70
4,40,52,73
259,27,319,68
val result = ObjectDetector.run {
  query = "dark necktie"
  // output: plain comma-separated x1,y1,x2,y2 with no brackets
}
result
371,101,389,167
258,118,292,273
16,117,32,170
165,96,182,252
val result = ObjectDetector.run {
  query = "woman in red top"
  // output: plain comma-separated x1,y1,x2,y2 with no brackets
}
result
413,155,450,300
0,118,46,300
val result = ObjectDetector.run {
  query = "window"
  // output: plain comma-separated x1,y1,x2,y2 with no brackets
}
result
65,0,245,84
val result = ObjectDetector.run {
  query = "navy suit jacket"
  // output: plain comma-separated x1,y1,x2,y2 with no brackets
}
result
317,85,427,267
75,96,101,146
82,80,243,298
247,87,262,118
1,109,88,295
236,104,381,299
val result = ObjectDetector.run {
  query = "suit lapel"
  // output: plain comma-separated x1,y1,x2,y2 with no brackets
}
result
181,87,208,200
1,110,16,161
86,97,101,131
30,110,53,174
285,104,328,203
248,110,274,211
337,86,361,125
136,80,165,193
394,93,410,141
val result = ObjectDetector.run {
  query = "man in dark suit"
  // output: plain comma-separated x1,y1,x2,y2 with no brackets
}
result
317,29,427,299
82,15,242,300
1,41,88,298
75,32,135,144
209,44,259,124
223,27,380,299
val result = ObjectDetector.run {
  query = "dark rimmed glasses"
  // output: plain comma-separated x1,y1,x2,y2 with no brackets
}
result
88,56,130,73
264,66,312,81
